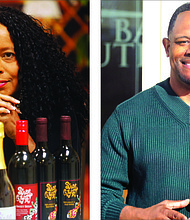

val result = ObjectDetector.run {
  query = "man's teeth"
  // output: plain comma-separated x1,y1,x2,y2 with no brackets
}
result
182,61,190,65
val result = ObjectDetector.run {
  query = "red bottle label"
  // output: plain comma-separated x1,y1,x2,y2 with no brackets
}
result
15,183,38,220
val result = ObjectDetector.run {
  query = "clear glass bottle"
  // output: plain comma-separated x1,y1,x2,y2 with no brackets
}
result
32,117,57,220
8,120,38,220
0,122,16,219
54,116,81,220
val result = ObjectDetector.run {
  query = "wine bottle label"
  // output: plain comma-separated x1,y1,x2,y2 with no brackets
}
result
58,179,80,219
0,206,16,219
40,181,57,220
15,183,38,220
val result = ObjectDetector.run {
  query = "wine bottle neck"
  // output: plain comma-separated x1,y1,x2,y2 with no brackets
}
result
60,139,72,147
0,138,6,170
60,119,71,140
36,141,48,150
0,169,7,177
16,145,29,152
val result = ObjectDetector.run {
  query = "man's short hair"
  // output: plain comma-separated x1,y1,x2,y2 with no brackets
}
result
168,3,190,37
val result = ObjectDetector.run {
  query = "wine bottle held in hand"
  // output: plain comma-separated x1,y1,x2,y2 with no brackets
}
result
32,118,57,220
8,120,38,220
54,116,81,220
0,122,16,219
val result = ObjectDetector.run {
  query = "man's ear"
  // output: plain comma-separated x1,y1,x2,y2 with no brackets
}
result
162,38,170,57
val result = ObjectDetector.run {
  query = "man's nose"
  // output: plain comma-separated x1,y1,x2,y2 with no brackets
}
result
185,45,190,56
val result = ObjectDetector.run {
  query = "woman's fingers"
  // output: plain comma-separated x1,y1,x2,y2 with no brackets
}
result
15,107,21,114
0,94,20,104
0,100,17,111
0,105,21,114
0,94,20,114
0,107,11,114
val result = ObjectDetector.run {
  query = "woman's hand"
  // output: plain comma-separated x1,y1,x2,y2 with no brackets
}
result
0,94,36,152
0,94,20,114
0,94,20,142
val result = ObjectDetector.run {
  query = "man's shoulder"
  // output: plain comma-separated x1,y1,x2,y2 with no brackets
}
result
116,78,170,112
116,85,156,111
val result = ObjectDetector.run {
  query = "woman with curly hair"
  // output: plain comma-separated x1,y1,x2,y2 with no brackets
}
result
0,6,89,165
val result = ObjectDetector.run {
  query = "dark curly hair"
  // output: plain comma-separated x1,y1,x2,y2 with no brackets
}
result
0,6,89,143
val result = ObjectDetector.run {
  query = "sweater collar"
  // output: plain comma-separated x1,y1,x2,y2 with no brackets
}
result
155,77,190,125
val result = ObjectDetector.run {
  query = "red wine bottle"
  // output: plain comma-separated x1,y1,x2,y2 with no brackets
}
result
8,120,38,220
54,116,81,220
32,118,57,220
0,122,16,219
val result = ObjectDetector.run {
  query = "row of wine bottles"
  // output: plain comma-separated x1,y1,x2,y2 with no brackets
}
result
0,116,81,220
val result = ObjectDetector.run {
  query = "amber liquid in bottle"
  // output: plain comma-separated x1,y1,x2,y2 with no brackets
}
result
54,116,81,220
32,118,57,220
8,120,38,220
0,122,16,219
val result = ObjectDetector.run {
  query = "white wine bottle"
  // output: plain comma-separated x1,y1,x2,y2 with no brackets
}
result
0,122,16,219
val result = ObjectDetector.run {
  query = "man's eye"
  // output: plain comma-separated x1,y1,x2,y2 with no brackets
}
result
176,41,190,46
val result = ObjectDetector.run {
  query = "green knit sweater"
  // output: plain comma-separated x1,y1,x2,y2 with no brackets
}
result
101,78,190,219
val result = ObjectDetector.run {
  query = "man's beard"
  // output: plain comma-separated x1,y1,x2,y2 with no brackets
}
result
177,71,190,86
